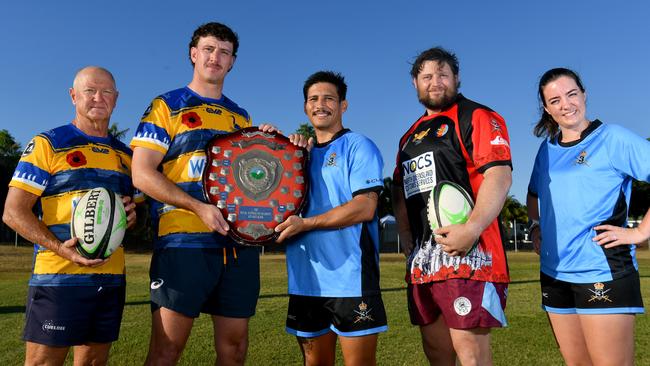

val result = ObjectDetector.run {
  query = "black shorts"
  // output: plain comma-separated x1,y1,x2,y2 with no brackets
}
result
541,271,644,314
150,247,260,318
286,294,388,338
23,285,125,347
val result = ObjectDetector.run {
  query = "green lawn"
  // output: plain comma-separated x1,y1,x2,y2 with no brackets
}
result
2,245,650,365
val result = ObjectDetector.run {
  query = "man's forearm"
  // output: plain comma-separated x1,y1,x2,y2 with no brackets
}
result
392,184,414,253
133,166,203,213
467,166,512,233
306,192,378,230
3,195,62,252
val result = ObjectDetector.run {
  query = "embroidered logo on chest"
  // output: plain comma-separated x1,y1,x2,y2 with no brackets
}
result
326,152,337,167
412,128,430,145
574,150,589,166
436,124,449,137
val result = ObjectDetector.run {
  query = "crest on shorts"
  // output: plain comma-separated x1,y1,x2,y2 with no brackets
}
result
453,296,472,316
588,282,612,303
353,301,374,323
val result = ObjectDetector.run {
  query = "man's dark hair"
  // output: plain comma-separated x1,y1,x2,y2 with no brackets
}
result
303,71,347,102
410,47,460,79
188,22,239,65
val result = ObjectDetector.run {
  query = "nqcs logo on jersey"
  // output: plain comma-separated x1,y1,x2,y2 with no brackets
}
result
401,152,434,176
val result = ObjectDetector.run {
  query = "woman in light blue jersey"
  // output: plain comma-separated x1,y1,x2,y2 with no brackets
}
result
527,67,650,366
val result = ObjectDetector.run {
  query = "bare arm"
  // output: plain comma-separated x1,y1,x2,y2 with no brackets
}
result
435,165,512,256
392,184,414,257
526,193,541,254
131,147,229,235
275,191,379,243
2,187,104,266
593,207,650,248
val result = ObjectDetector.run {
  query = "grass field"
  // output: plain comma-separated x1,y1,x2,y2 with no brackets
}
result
2,245,650,365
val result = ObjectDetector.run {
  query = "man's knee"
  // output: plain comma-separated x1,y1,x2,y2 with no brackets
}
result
147,345,184,366
449,328,492,366
216,343,247,365
215,333,248,365
146,335,187,366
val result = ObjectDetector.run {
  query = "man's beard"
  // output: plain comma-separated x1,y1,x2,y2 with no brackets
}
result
418,88,458,112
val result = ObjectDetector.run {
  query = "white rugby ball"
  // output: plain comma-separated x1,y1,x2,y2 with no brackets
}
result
71,187,127,259
427,180,474,231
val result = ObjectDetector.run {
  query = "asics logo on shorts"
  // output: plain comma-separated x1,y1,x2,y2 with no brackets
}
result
150,278,164,290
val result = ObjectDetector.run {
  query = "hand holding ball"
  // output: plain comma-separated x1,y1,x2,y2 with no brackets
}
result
71,188,127,259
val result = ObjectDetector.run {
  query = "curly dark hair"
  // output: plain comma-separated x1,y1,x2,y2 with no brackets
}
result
188,22,239,66
410,47,459,80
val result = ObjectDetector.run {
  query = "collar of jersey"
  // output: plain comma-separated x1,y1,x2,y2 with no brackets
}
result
555,119,602,147
314,128,351,148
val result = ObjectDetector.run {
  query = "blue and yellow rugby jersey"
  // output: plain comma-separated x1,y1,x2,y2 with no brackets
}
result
130,87,251,249
9,123,139,287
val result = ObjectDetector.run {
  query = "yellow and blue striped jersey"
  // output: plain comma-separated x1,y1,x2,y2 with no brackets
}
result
9,123,139,287
130,87,251,249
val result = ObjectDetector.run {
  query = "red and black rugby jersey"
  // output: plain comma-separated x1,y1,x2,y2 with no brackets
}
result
393,94,512,283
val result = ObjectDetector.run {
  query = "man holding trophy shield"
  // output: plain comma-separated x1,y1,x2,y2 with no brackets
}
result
130,22,306,365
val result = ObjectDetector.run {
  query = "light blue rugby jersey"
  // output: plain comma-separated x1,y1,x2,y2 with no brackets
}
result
528,121,650,283
286,129,384,297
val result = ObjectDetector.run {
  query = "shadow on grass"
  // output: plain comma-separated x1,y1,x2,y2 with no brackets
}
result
4,276,646,315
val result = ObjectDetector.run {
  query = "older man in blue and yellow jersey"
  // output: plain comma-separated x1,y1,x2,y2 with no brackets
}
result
3,66,139,366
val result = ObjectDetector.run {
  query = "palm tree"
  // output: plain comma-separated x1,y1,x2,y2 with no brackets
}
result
108,123,130,141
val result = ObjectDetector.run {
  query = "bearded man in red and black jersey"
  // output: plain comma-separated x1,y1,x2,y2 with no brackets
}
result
392,47,512,366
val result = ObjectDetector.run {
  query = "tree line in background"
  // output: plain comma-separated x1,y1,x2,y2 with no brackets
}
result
1,127,648,247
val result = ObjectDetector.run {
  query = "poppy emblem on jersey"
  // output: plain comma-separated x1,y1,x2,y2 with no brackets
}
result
353,301,374,323
66,151,87,167
413,128,430,145
326,152,337,167
453,296,472,316
574,150,589,166
588,282,612,303
436,124,449,137
181,112,203,128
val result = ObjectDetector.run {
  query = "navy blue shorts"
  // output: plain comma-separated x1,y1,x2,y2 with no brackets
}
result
23,285,125,347
286,295,388,338
149,247,260,318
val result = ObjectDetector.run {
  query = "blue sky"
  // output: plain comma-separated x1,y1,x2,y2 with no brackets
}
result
1,1,648,201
